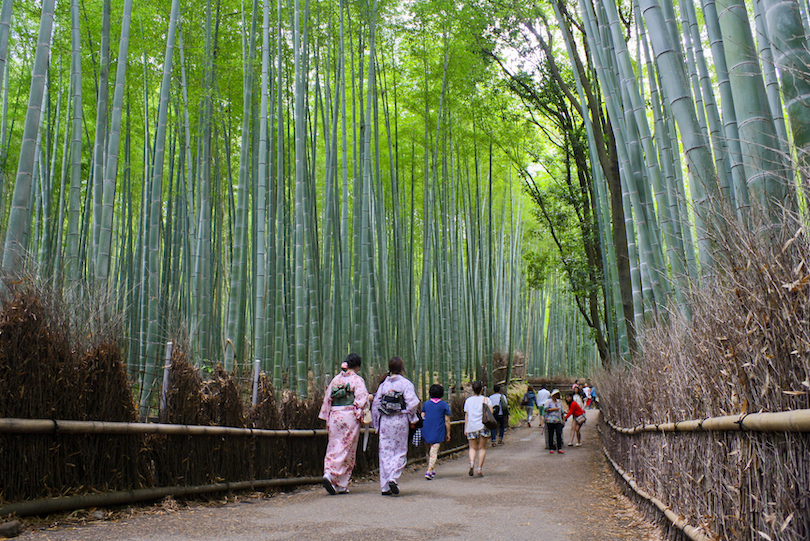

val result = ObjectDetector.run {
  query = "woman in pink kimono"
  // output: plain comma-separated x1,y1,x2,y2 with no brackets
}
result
319,353,369,495
372,357,420,496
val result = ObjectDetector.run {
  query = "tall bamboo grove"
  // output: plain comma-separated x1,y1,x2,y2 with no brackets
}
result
0,0,583,414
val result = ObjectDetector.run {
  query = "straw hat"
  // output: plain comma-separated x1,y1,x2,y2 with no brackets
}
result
550,389,560,398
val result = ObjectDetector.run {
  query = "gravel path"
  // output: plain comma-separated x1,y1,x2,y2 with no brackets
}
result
17,410,659,541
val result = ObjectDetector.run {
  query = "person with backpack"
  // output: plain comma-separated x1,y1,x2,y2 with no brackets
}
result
372,357,420,496
318,353,370,495
488,384,509,446
521,386,537,427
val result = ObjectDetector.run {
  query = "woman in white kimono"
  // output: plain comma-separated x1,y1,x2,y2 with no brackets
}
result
319,353,369,495
372,357,420,496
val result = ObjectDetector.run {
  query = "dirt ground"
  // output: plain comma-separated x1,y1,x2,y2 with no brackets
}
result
13,410,662,541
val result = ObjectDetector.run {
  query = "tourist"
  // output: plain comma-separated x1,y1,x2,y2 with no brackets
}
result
564,392,586,446
521,385,537,427
464,380,492,477
583,384,593,409
535,384,550,436
319,353,370,495
488,384,508,445
372,357,420,496
544,389,564,453
421,383,451,480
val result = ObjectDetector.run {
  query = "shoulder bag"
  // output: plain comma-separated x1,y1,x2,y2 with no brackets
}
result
482,400,498,430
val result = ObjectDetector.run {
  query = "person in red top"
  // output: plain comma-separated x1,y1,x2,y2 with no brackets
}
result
564,392,586,447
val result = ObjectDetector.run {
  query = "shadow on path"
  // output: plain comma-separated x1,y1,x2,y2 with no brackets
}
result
19,410,660,541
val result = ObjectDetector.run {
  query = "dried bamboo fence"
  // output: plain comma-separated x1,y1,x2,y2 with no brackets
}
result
601,409,810,541
0,418,468,518
596,215,810,541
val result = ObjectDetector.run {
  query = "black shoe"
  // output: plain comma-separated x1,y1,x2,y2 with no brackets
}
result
381,490,392,496
322,476,336,495
388,480,399,495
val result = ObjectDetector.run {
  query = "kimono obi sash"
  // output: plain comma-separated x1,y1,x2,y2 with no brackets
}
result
331,382,355,406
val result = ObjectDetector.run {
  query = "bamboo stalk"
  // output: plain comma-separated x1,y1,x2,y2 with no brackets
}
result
0,418,329,438
603,409,810,434
0,418,470,437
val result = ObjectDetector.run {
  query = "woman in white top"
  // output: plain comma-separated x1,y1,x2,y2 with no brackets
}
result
463,380,491,477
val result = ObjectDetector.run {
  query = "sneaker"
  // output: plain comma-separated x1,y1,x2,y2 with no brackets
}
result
557,449,564,454
568,443,574,447
381,490,392,496
469,463,475,476
549,450,556,454
336,487,349,494
425,471,435,480
498,440,504,445
574,443,581,447
388,480,399,495
321,476,336,495
476,469,484,478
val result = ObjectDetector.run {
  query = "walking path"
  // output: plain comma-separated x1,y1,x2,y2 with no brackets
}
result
18,410,659,541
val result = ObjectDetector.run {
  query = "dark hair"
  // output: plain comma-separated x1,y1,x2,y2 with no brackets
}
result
566,392,574,401
472,380,483,395
379,356,405,385
345,353,361,370
388,356,404,374
493,384,501,393
429,384,444,399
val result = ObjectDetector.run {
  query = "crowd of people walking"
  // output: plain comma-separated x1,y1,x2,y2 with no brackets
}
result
319,355,594,495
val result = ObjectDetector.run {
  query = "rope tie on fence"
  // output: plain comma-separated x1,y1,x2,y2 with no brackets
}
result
51,418,59,434
735,413,750,431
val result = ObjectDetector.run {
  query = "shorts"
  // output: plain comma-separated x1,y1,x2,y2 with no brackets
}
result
466,429,491,440
538,406,545,416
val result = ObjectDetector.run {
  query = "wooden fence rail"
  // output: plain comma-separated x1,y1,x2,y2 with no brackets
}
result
602,408,810,434
0,417,467,437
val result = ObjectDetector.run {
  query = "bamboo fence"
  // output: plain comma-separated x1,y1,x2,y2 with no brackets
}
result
0,418,469,518
602,409,810,541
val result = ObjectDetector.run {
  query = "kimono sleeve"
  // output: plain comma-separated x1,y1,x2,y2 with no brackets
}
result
352,374,370,410
371,378,387,429
351,374,370,420
318,377,335,421
404,380,421,423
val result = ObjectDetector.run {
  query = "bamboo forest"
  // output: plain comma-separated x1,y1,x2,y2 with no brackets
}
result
1,0,808,414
